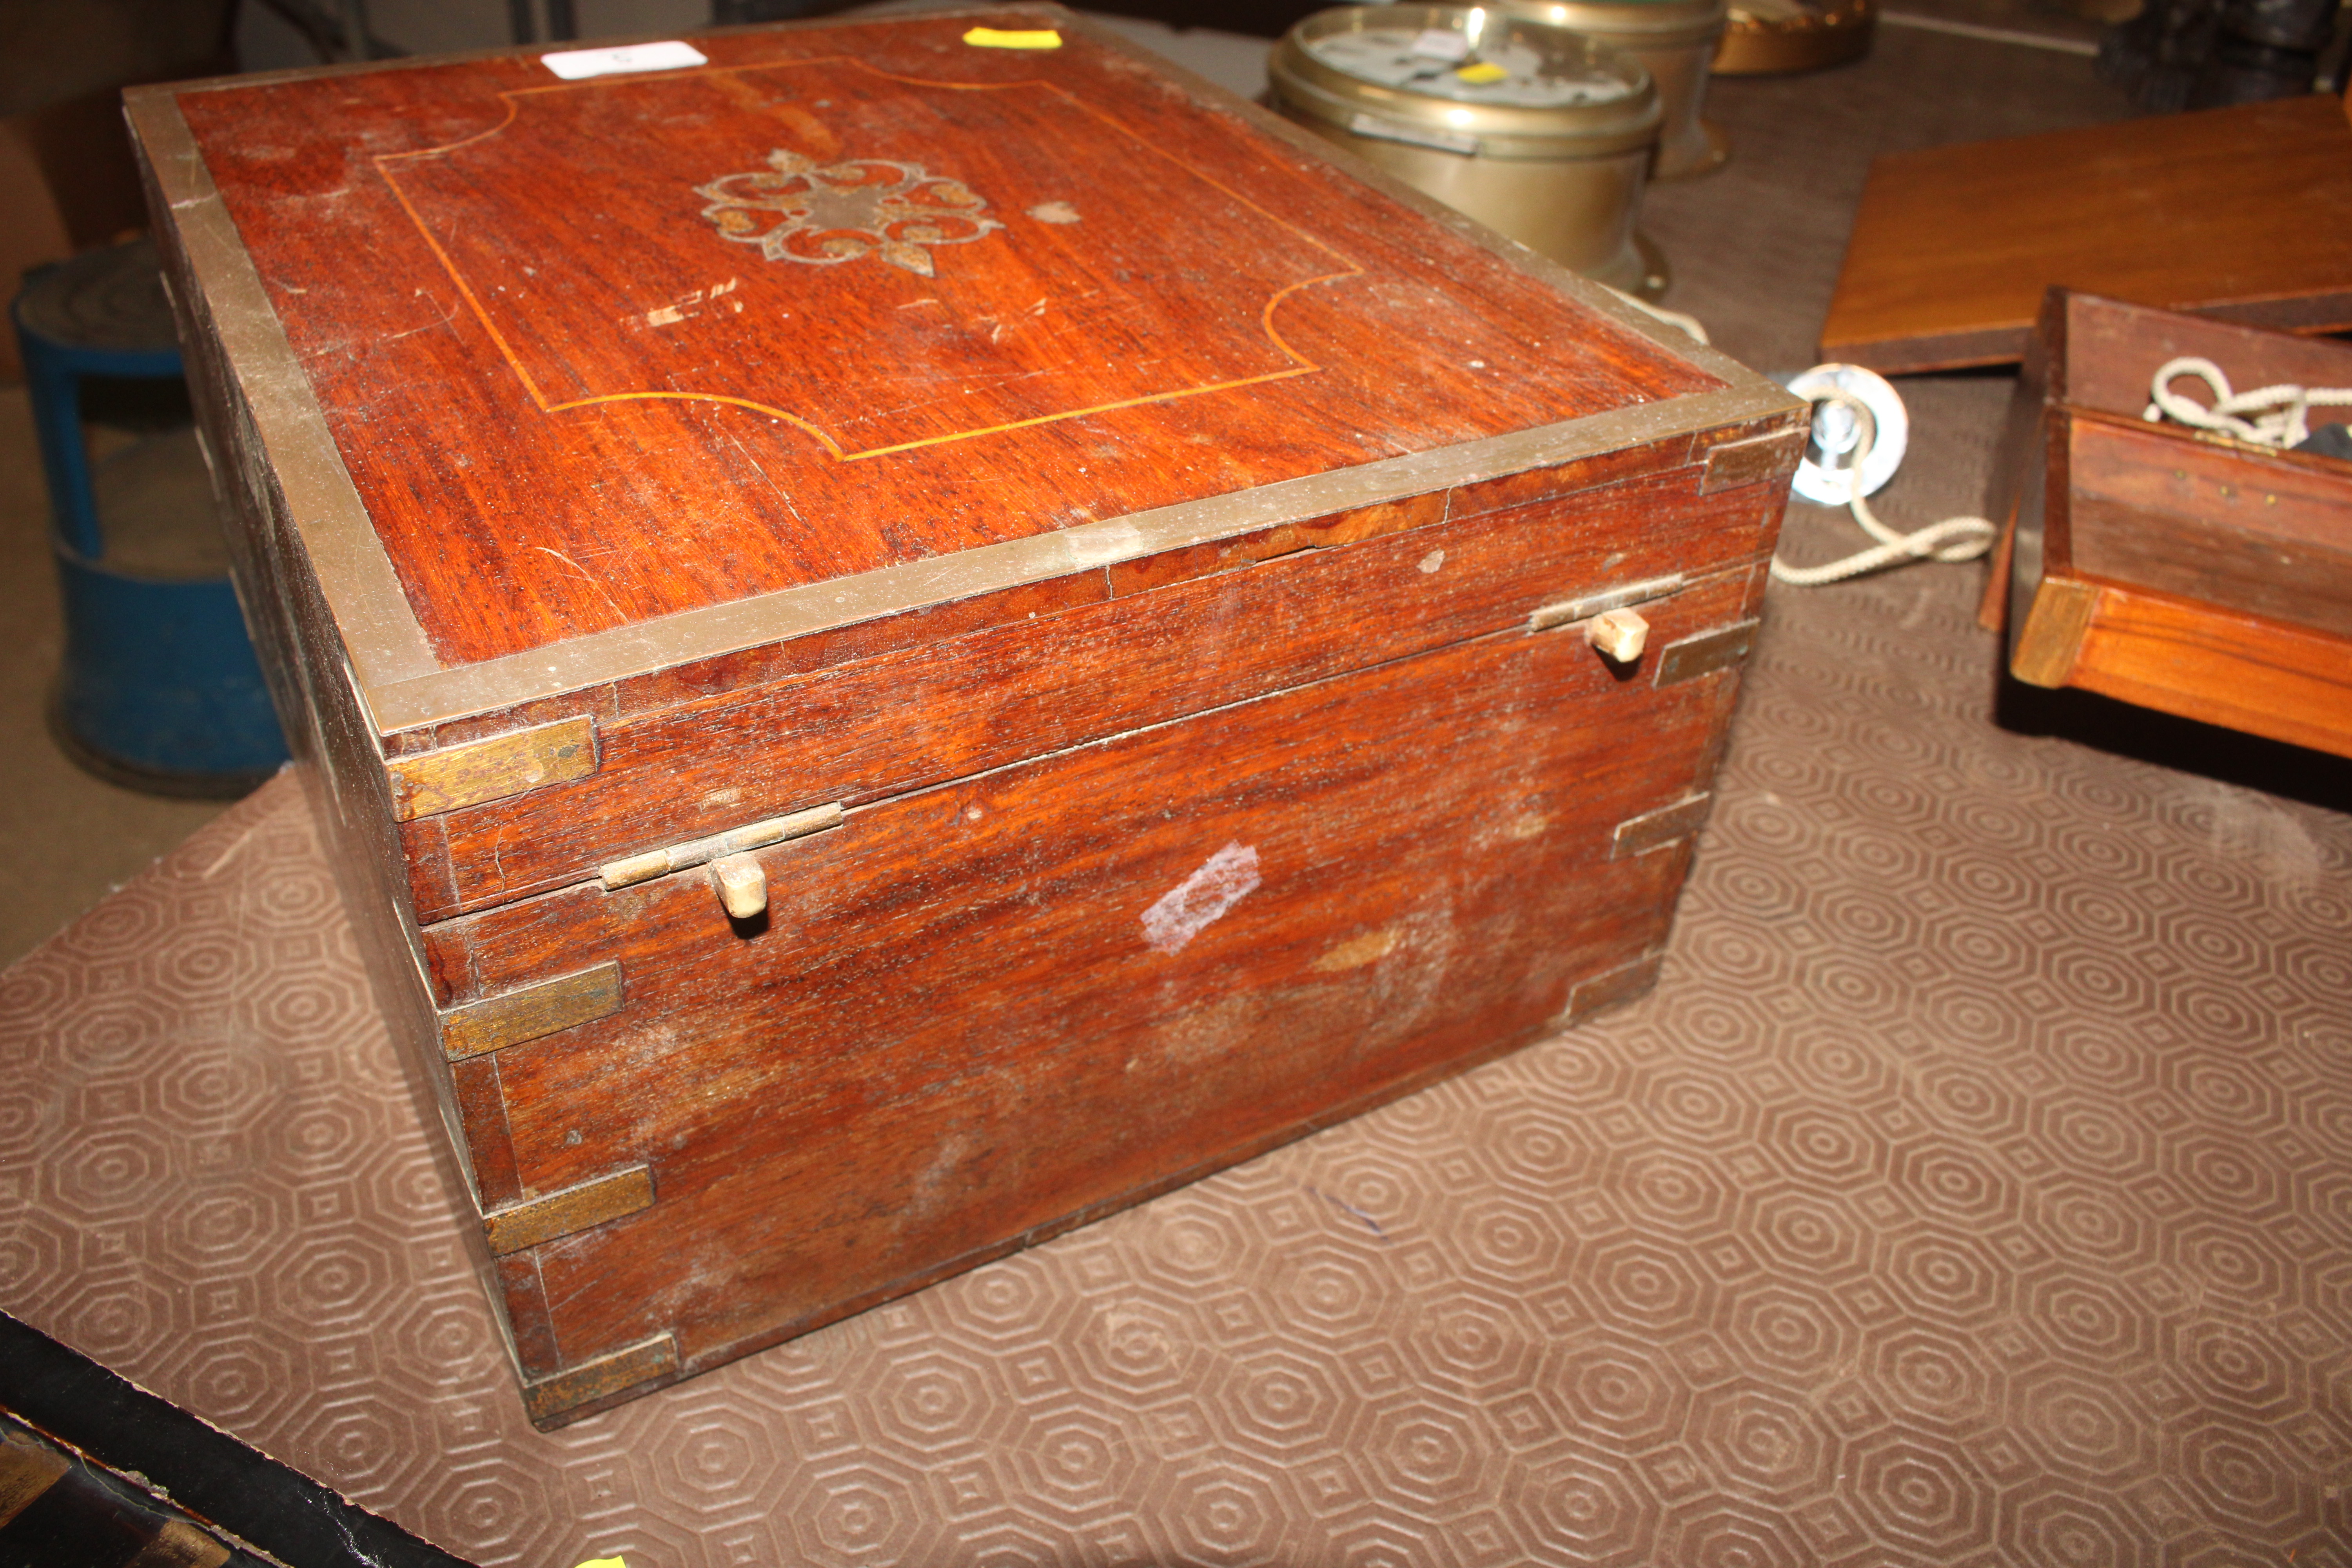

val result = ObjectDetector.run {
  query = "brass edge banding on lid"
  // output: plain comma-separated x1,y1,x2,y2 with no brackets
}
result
128,91,440,692
483,1163,655,1254
520,1332,681,1427
365,385,1797,731
440,960,624,1062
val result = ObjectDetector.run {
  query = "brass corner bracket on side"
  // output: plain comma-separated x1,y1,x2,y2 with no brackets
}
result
387,715,598,822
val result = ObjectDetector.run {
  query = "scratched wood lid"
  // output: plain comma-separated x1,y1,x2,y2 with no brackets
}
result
129,4,1788,731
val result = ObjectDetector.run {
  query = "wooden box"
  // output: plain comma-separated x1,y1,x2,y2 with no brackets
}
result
128,7,1803,1426
2002,290,2352,759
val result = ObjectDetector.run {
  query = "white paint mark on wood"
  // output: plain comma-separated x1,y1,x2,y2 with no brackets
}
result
1419,549,1446,573
1028,201,1082,223
1142,842,1261,955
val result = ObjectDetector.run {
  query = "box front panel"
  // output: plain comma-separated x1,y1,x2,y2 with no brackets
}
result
394,429,1797,925
428,568,1760,1419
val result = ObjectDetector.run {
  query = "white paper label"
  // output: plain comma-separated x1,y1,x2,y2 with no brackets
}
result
541,40,708,80
1409,28,1470,61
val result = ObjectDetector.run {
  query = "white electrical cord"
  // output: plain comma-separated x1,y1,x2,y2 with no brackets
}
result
2144,356,2352,449
1771,386,1996,586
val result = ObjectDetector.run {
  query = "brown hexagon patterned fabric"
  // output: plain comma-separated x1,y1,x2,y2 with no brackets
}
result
7,21,2352,1568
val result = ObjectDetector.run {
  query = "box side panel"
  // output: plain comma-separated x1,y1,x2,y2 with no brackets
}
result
134,111,523,1370
425,564,1763,1419
2065,415,2352,637
396,417,1800,926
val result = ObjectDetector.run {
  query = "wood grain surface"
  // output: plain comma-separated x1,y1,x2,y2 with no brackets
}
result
395,454,1788,923
169,7,1719,668
420,568,1760,1399
2058,579,2352,759
2067,413,2352,638
1821,96,2352,373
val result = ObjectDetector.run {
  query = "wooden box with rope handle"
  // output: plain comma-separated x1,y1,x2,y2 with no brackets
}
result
126,6,1804,1426
1999,289,2352,759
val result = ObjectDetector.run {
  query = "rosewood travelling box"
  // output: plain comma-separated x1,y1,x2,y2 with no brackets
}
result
128,7,1803,1425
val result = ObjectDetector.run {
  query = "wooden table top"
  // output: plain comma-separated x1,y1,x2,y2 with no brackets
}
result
1820,93,2352,373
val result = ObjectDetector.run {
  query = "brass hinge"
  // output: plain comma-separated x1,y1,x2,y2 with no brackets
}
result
483,1163,655,1255
1528,573,1686,633
439,961,623,1062
599,802,845,891
388,715,597,822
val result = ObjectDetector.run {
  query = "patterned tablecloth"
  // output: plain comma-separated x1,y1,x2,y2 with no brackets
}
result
7,18,2352,1568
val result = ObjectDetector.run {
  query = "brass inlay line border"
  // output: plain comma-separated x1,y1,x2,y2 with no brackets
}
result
372,58,1363,462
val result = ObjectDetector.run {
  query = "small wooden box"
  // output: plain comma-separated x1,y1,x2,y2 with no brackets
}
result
2002,290,2352,759
129,8,1801,1425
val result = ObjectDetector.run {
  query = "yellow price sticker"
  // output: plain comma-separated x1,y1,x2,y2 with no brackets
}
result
572,1558,627,1568
964,27,1062,49
1454,61,1510,83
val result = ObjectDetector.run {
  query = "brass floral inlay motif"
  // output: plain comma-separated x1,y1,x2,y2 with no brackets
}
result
696,149,1004,277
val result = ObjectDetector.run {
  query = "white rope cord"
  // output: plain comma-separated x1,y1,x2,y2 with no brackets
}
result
2144,356,2352,449
1770,390,1996,586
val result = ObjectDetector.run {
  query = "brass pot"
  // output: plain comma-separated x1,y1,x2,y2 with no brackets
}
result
1503,0,1729,179
1712,0,1877,74
1269,5,1663,296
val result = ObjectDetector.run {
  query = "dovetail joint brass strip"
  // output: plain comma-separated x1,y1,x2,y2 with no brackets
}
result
1655,619,1762,686
1612,793,1714,858
388,715,597,822
1564,952,1665,1022
1529,573,1687,633
484,1163,655,1255
600,801,845,891
522,1333,682,1427
440,961,623,1062
2011,577,2100,688
1700,427,1807,493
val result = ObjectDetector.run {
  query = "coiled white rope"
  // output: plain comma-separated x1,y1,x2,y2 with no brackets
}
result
2144,356,2352,449
1769,389,1997,586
